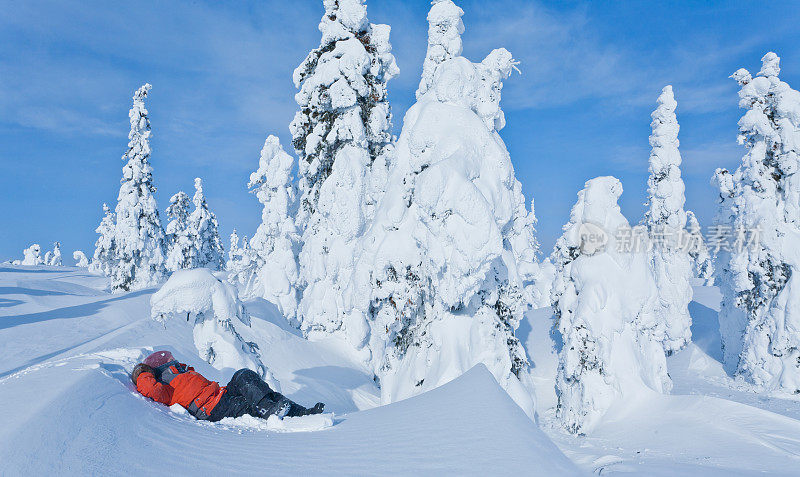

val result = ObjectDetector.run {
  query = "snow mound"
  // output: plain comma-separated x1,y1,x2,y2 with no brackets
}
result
218,413,334,433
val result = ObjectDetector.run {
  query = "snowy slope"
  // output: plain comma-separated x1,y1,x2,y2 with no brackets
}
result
0,266,577,475
5,266,800,475
524,285,800,475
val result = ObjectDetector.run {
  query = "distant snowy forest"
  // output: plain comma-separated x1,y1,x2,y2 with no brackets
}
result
8,0,800,437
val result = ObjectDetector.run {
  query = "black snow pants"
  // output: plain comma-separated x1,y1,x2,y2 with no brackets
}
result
207,369,311,422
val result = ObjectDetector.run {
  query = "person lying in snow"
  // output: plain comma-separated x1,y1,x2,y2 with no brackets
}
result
131,350,324,422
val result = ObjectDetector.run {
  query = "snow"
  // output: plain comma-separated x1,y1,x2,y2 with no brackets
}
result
6,267,800,474
0,267,579,474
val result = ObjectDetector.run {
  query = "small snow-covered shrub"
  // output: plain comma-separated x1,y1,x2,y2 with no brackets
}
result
552,177,670,435
21,244,43,266
73,251,89,268
45,242,62,266
150,268,274,386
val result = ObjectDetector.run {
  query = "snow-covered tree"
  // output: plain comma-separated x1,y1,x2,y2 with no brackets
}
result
227,229,240,268
644,85,693,355
552,177,671,435
291,0,399,338
188,178,224,271
241,136,300,319
21,244,43,266
73,250,89,268
344,11,539,414
685,211,714,285
110,83,167,291
90,204,116,275
416,0,464,99
714,52,800,392
46,242,62,266
151,268,277,388
165,191,194,272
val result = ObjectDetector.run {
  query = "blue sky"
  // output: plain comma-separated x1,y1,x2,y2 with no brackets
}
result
2,0,799,261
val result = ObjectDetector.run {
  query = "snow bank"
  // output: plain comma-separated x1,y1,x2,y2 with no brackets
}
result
218,413,334,433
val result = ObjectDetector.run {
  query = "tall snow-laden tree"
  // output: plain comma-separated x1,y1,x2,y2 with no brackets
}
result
416,0,464,99
110,83,167,292
291,0,398,338
91,203,116,275
188,178,224,271
243,135,301,320
714,52,800,392
644,85,693,355
685,211,714,285
165,191,194,272
552,177,670,435
345,5,541,415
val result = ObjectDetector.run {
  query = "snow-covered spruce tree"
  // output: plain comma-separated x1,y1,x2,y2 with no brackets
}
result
165,191,194,272
47,242,62,266
348,32,539,414
714,52,800,392
227,229,241,269
644,85,693,355
90,203,116,275
188,178,224,271
110,83,167,292
291,0,398,338
416,0,464,99
685,211,714,285
242,135,300,320
552,177,670,435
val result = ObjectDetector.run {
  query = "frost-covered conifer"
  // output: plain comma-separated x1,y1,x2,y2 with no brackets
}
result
291,0,398,337
227,229,240,266
73,250,89,268
416,0,464,99
242,136,300,319
21,244,43,266
714,53,800,392
346,8,539,414
644,85,693,355
110,84,167,291
46,242,62,266
685,211,714,285
90,204,116,275
188,178,224,271
165,191,194,272
552,177,670,435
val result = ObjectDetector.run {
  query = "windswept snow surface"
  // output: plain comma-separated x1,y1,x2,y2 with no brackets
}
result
4,267,800,474
0,267,575,475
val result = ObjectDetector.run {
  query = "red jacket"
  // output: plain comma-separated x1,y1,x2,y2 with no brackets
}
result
136,363,225,418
